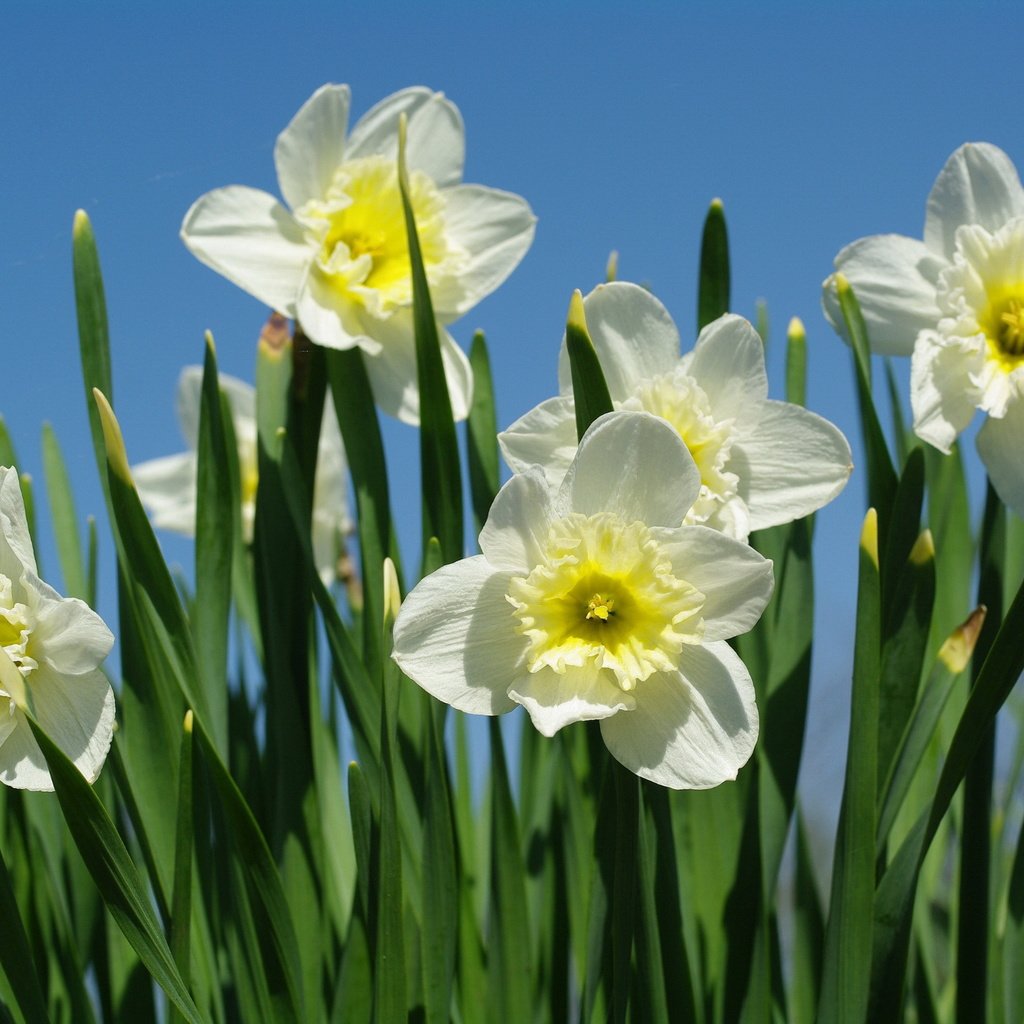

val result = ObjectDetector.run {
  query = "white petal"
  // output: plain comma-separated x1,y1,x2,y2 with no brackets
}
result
557,282,681,399
132,452,198,536
346,87,465,188
650,526,774,641
686,314,768,423
559,411,700,526
435,185,536,318
509,665,634,737
600,642,758,789
925,143,1024,260
910,331,982,452
360,313,473,425
181,186,314,314
0,669,115,791
33,592,114,674
498,395,578,488
0,467,37,578
977,401,1024,518
479,468,556,571
392,556,522,715
274,84,351,211
294,268,368,353
730,401,853,530
822,235,945,356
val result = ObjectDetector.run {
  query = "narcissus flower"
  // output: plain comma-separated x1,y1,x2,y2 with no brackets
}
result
181,83,536,424
0,467,114,790
499,282,852,541
132,367,351,585
393,411,773,789
823,142,1024,514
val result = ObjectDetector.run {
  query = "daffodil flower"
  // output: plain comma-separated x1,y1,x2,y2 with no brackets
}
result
499,282,852,541
393,411,773,789
0,467,115,790
181,84,536,424
132,367,351,585
823,142,1024,515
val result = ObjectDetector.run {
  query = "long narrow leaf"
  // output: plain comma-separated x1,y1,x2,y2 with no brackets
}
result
697,198,730,331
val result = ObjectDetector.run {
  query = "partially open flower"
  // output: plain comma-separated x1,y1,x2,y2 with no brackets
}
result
393,411,773,789
0,468,114,790
181,84,536,424
500,282,852,540
132,367,351,586
823,142,1024,515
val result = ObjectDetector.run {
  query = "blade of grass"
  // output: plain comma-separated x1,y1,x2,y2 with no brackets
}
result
565,290,614,440
41,423,87,602
0,839,52,1024
467,330,500,534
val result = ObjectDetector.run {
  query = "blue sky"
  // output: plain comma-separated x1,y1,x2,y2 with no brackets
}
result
3,3,1017,823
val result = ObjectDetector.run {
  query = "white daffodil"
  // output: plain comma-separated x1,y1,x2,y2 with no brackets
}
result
393,411,773,789
499,282,852,541
0,467,114,790
132,367,352,586
823,142,1024,515
181,83,536,425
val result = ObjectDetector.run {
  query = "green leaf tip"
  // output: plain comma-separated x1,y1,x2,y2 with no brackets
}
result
938,606,987,674
833,272,852,298
183,709,194,733
860,507,879,567
787,316,806,343
567,289,589,337
93,388,132,484
908,528,935,567
605,250,619,282
72,208,93,239
383,557,401,628
709,196,724,213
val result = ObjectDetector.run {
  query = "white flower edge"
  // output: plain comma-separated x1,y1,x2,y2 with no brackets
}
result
394,411,772,790
0,468,115,791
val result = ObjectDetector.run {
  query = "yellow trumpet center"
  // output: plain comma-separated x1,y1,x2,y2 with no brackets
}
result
507,512,705,691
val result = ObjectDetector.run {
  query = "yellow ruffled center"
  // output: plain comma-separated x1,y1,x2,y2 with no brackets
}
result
622,371,739,527
0,574,36,679
297,154,465,317
985,292,1024,369
507,512,705,691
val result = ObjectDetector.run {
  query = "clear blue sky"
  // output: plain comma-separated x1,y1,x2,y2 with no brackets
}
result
3,2,1015,824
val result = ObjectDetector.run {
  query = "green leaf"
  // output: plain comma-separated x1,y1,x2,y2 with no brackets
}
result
168,712,195,1024
818,510,880,1024
834,276,898,534
397,114,463,567
566,290,614,440
41,423,87,601
72,211,115,503
785,318,807,407
697,198,730,331
870,565,1024,1020
789,812,824,1024
5,667,202,1024
466,330,500,534
192,335,233,757
0,839,51,1024
1003,811,1024,1022
487,719,532,1022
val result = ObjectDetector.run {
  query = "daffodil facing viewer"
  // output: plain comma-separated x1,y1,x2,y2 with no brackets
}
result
0,467,115,790
824,142,1024,515
393,411,774,789
132,365,351,586
500,282,852,541
181,83,536,424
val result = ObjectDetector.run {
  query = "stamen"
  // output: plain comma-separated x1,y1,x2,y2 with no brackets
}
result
998,297,1024,356
586,593,615,622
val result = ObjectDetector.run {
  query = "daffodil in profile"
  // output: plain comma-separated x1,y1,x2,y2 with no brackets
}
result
393,411,773,789
499,282,852,541
0,467,115,790
823,142,1024,515
181,83,536,424
132,367,351,585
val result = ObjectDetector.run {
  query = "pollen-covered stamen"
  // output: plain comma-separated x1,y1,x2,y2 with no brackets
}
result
508,512,705,691
586,593,615,622
998,297,1024,356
